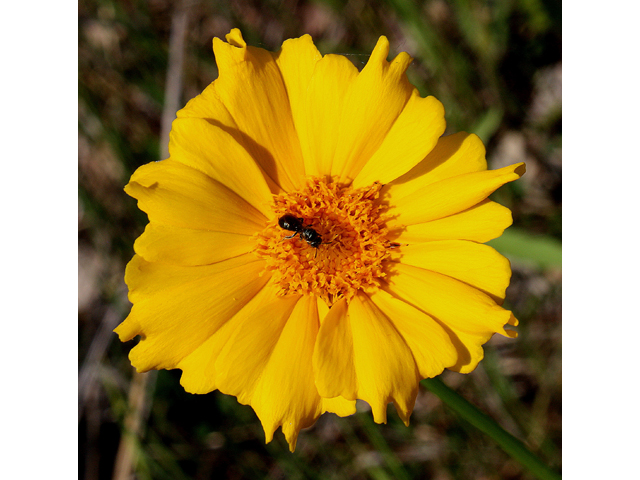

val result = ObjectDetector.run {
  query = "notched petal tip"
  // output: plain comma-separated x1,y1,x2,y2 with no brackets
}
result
262,421,278,446
489,310,519,339
125,161,165,192
212,29,247,64
501,313,519,338
371,402,388,425
258,414,305,453
369,35,413,73
224,28,246,48
282,422,304,452
113,320,140,343
503,328,518,339
113,306,144,343
394,403,412,427
513,162,526,177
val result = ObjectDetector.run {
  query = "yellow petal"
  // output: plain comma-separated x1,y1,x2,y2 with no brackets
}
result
168,117,273,217
388,240,512,303
176,316,237,394
114,254,269,372
173,29,244,118
384,262,515,338
312,298,357,400
215,294,323,451
273,35,332,176
331,36,415,183
177,281,282,395
175,64,289,197
175,88,283,196
368,289,457,378
316,296,330,326
348,293,419,425
314,295,419,425
252,295,324,450
293,53,359,177
134,223,255,266
384,132,489,201
386,162,526,227
125,159,266,234
352,91,445,188
212,295,297,405
177,79,234,123
210,29,305,191
274,35,322,111
123,252,256,304
388,199,513,244
441,325,493,374
430,312,517,374
383,263,518,373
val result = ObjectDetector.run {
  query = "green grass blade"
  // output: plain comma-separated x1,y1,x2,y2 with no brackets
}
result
422,377,561,480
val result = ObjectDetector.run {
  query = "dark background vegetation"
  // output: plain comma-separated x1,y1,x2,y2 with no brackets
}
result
78,1,561,478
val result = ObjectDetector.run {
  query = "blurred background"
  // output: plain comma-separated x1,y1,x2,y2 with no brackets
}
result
78,0,561,479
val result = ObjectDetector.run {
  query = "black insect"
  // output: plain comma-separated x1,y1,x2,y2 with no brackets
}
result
300,228,322,248
278,214,304,236
278,214,324,257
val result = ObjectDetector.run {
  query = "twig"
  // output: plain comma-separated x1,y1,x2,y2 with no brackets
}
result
79,307,122,421
112,370,155,480
159,2,190,160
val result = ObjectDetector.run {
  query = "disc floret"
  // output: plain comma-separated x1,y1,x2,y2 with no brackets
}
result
255,178,392,305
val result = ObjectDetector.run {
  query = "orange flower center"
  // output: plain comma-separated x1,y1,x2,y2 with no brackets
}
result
255,178,394,306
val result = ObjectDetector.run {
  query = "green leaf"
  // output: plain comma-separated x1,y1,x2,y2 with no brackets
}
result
488,227,561,270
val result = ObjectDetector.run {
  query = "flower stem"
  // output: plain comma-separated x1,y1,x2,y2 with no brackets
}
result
421,377,561,480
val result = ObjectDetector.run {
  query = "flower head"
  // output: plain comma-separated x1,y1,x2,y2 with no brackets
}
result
115,29,525,451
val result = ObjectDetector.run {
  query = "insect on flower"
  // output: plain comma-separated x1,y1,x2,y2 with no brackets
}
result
279,214,324,257
115,28,526,452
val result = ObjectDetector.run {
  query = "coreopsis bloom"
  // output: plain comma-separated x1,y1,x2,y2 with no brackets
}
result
115,28,525,451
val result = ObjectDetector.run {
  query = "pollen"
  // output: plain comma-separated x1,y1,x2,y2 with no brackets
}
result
255,178,394,306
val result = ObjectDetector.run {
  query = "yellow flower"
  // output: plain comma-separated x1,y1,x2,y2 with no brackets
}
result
115,29,525,452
